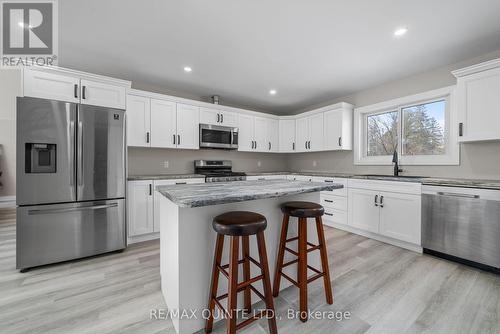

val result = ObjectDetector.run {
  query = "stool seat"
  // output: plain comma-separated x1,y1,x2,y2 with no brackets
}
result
213,211,267,236
281,201,324,218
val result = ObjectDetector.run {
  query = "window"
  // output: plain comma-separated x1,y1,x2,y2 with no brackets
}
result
367,110,398,156
354,86,459,165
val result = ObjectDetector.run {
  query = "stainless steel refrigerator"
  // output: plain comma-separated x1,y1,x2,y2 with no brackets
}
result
16,96,126,271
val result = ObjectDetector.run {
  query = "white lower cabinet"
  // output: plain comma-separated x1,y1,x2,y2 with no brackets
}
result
347,179,422,248
127,178,204,242
127,180,154,237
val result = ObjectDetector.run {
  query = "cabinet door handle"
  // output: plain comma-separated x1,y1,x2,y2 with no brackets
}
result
254,141,257,149
292,142,295,151
324,199,333,203
325,212,333,216
221,114,223,123
217,113,220,123
173,134,176,145
82,86,86,99
305,141,307,149
146,132,150,143
324,180,333,183
74,84,78,98
269,142,271,150
149,183,152,196
175,182,187,185
178,135,180,145
459,123,463,137
380,195,384,208
374,194,379,207
338,137,342,147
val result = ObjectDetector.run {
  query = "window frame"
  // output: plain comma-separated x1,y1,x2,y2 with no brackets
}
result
354,86,459,166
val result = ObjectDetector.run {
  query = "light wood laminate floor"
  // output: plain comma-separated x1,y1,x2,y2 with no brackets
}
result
0,207,498,334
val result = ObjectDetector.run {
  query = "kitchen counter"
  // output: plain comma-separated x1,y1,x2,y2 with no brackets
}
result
127,173,204,181
157,179,341,207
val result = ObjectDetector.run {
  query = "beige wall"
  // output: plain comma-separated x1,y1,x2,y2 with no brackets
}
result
287,49,500,179
128,147,289,175
0,69,21,198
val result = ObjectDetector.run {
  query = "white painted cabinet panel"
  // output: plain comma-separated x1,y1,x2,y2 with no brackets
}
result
220,110,238,127
308,113,324,151
253,117,268,152
126,95,151,147
238,114,255,151
199,108,237,127
279,119,296,152
80,79,126,109
379,192,421,244
24,68,80,103
348,188,380,233
176,103,200,149
127,181,154,236
267,118,279,152
150,99,176,148
295,117,309,152
456,65,500,142
324,109,343,150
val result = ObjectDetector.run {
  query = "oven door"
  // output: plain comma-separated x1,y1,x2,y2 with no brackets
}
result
199,124,238,149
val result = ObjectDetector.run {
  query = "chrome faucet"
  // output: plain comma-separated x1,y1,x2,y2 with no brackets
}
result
392,150,403,176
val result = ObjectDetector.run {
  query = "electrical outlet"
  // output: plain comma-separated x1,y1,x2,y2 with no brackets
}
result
313,160,317,167
163,161,169,169
257,161,262,167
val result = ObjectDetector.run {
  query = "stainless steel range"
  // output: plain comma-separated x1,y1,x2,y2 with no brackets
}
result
194,160,246,182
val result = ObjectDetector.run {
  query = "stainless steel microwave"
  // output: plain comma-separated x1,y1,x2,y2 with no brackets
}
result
199,124,238,149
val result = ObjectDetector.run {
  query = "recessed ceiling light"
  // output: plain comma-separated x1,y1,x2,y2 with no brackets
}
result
394,27,408,37
183,66,192,72
269,89,277,95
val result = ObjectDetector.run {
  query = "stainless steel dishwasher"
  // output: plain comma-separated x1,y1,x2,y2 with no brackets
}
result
422,185,500,272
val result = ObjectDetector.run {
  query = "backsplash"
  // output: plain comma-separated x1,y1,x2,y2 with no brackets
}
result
127,147,289,175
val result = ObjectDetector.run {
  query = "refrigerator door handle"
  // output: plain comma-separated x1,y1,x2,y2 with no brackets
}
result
28,203,119,215
69,120,75,188
77,119,84,189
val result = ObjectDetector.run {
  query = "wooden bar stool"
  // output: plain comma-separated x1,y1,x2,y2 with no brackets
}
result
205,211,277,334
273,201,333,322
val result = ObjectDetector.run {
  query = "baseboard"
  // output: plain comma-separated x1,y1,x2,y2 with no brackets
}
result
326,220,423,253
0,196,16,208
127,232,160,245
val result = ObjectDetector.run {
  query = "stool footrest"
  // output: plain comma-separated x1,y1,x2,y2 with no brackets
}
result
279,271,299,287
236,310,272,331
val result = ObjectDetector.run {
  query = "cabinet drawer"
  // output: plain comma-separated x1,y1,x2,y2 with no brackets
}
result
314,177,348,196
323,208,347,226
321,194,347,211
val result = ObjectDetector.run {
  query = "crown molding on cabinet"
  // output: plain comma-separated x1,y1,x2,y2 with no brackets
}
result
452,58,500,78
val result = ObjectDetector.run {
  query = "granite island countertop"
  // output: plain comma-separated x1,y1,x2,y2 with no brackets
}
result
157,179,342,208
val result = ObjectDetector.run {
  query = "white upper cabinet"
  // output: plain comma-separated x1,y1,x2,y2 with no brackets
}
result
200,107,237,127
23,66,130,109
279,119,296,152
23,67,80,104
324,107,353,150
453,59,500,142
308,113,324,151
126,94,151,147
237,113,255,151
253,117,268,151
150,99,177,148
267,118,279,152
176,103,200,149
80,79,126,109
295,114,324,152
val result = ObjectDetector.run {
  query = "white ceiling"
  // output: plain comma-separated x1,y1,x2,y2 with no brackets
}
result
59,0,500,114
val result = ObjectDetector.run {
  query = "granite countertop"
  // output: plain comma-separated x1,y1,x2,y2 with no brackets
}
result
127,174,205,181
157,179,343,208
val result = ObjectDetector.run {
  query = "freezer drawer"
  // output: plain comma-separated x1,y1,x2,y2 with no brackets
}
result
16,199,126,270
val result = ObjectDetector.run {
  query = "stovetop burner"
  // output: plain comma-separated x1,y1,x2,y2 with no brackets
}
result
194,160,246,182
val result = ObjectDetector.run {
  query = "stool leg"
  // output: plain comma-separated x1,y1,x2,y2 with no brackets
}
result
316,217,333,304
256,232,278,334
273,214,289,297
206,234,225,333
227,236,240,334
298,217,308,322
242,235,251,313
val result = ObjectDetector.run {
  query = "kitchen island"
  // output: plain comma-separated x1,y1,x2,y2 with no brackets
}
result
156,179,342,334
